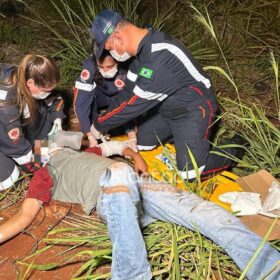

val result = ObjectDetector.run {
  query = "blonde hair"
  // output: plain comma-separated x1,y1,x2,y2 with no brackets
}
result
17,54,60,121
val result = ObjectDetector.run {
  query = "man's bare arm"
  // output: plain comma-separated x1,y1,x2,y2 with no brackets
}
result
122,147,148,176
0,198,42,244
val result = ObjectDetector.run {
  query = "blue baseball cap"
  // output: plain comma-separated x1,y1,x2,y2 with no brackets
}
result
91,10,122,58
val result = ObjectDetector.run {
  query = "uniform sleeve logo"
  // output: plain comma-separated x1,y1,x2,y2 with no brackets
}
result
139,67,153,79
8,128,20,144
114,79,125,89
80,69,90,81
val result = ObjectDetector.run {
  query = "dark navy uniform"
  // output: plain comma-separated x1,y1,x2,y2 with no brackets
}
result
23,94,65,145
0,64,64,189
94,29,241,180
73,56,129,134
0,76,30,189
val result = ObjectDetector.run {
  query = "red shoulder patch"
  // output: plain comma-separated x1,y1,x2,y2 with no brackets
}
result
115,79,125,89
80,69,90,81
8,128,20,144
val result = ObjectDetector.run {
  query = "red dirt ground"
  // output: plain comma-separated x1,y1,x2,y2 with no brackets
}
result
0,200,109,279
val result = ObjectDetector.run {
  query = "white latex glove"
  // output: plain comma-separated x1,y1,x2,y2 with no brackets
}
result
128,137,138,152
90,123,101,140
49,118,62,136
99,140,128,157
88,134,98,147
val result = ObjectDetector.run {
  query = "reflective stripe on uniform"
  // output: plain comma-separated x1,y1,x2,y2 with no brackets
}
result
127,70,138,82
179,165,205,180
13,150,32,165
75,81,96,92
137,144,157,151
0,165,20,190
98,95,139,123
133,85,168,101
23,103,30,119
151,43,211,89
0,89,8,100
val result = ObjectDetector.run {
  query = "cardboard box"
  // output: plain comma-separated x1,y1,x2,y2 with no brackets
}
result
236,170,280,240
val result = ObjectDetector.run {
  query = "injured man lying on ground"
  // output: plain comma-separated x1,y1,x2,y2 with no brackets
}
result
0,135,279,280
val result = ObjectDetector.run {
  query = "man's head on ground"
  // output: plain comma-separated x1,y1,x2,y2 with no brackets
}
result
91,10,148,60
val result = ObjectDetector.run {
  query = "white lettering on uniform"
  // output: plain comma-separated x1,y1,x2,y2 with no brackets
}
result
151,43,211,89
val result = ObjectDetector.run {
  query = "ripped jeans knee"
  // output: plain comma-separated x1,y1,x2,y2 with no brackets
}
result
97,162,142,221
96,162,152,280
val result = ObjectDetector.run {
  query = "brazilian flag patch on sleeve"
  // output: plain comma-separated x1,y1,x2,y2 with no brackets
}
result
139,67,153,79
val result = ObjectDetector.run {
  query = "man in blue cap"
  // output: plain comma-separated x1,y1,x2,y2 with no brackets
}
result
90,10,245,182
88,12,280,279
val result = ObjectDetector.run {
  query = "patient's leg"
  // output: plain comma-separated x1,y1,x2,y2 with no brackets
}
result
139,180,280,280
96,162,152,280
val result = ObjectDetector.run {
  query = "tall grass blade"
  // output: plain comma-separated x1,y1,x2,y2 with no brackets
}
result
188,2,241,104
270,52,280,120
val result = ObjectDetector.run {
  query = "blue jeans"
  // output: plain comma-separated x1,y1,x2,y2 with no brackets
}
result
97,162,280,280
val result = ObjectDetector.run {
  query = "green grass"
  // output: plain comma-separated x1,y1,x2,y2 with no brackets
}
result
270,52,280,120
0,22,35,53
217,99,280,177
1,0,280,278
0,174,30,211
18,0,170,85
188,2,280,178
17,213,242,279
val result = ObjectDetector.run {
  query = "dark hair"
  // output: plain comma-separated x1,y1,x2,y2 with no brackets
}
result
92,48,116,87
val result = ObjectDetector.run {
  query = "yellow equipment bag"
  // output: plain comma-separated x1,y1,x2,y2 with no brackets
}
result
113,136,242,211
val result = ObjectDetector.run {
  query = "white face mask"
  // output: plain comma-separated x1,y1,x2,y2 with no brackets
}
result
109,38,131,62
32,91,52,99
110,50,131,62
99,66,118,79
